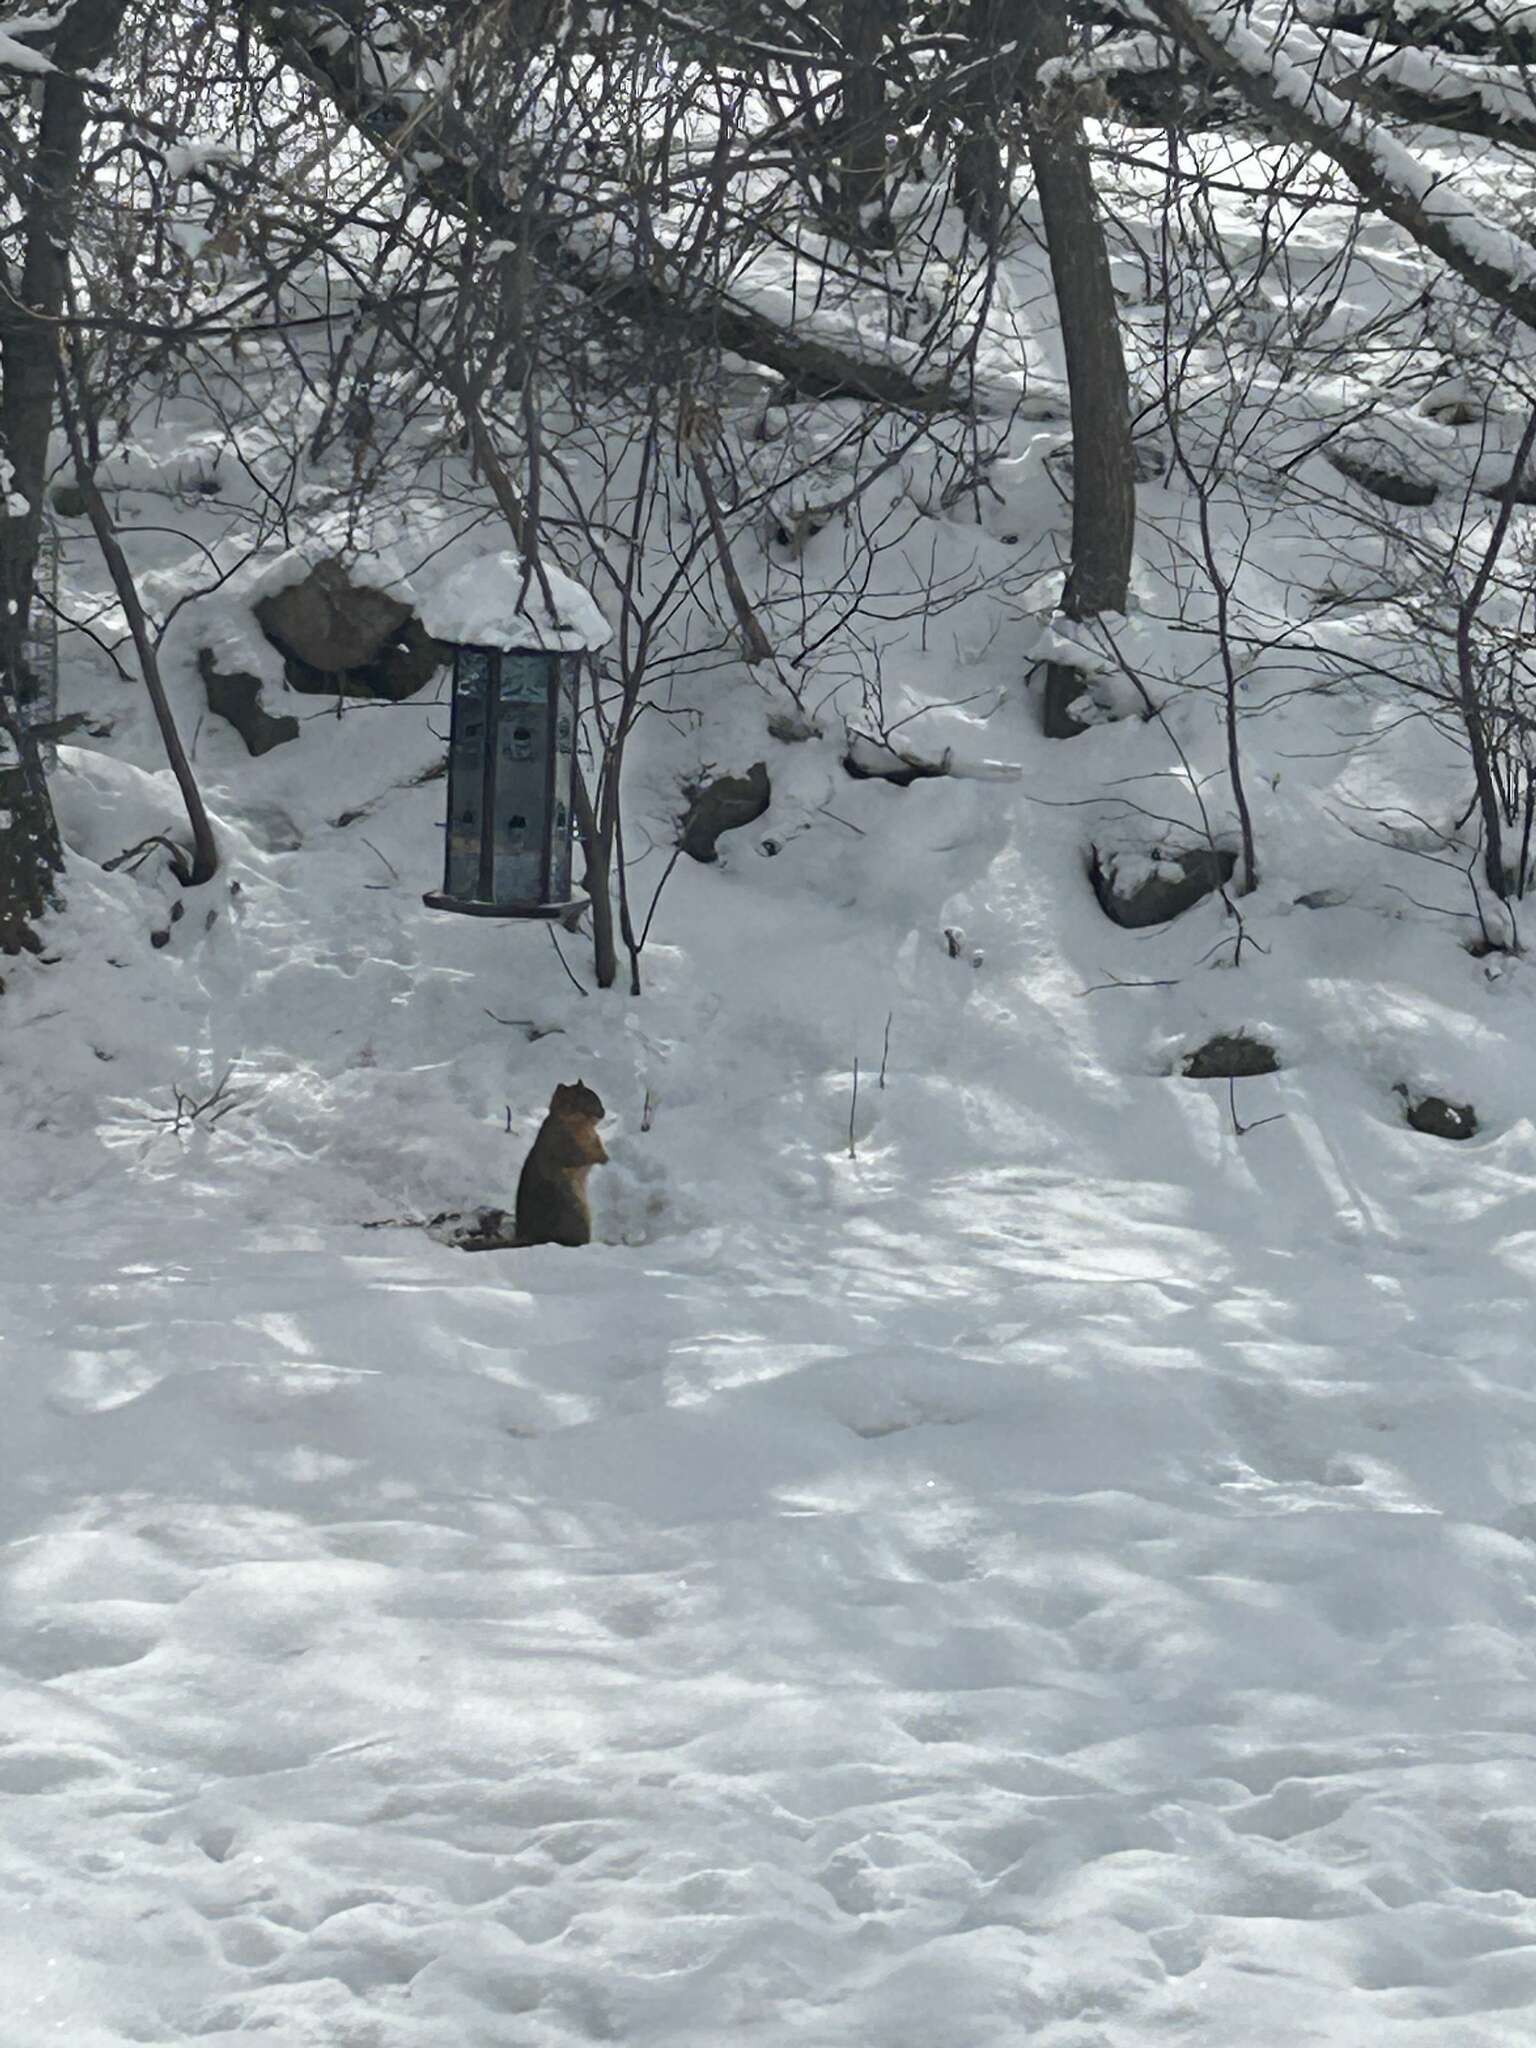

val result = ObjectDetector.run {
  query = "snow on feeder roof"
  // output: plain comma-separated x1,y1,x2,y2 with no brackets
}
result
421,553,609,653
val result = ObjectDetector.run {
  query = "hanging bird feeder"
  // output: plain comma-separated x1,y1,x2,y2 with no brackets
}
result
419,554,608,921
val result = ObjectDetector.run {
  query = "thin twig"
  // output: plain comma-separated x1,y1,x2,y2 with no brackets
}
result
1075,974,1181,995
103,831,185,875
147,1067,243,1133
848,1056,860,1158
878,1011,893,1089
547,923,589,997
637,845,685,954
485,1010,563,1039
1229,1077,1285,1138
815,805,867,836
359,835,399,881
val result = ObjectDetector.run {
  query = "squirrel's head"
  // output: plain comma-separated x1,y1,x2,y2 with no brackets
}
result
550,1078,605,1122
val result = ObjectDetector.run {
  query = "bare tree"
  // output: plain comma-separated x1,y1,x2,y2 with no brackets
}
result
244,0,965,410
941,0,1136,730
55,352,219,884
835,0,897,237
0,0,131,951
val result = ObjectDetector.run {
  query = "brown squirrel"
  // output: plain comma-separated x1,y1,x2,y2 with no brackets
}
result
514,1081,608,1247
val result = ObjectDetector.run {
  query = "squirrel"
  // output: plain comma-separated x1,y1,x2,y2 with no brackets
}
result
514,1081,608,1247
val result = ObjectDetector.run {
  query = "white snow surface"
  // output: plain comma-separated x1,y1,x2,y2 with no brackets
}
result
420,553,611,652
0,26,52,74
11,656,1536,2047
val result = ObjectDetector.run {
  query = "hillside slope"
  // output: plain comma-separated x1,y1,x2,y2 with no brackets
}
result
6,570,1536,2044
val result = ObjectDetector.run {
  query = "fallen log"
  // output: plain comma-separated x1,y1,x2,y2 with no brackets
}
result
249,4,962,413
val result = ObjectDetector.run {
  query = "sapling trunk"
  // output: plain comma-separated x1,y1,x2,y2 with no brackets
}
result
57,370,218,886
1454,406,1536,903
0,0,132,950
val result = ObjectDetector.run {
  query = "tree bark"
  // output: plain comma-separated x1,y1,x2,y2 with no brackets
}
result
952,0,1027,247
1453,408,1536,902
0,0,130,951
836,0,893,237
1026,4,1136,730
946,0,1135,733
572,761,617,991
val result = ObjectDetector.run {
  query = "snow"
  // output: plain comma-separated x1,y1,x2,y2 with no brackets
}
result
11,47,1536,2048
14,586,1536,2047
2,449,29,517
164,141,241,181
420,553,611,653
0,29,52,74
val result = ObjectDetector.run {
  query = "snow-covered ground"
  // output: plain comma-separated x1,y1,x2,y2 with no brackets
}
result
9,132,1536,2047
10,627,1536,2045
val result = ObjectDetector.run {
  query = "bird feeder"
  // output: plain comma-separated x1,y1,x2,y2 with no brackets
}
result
419,555,609,921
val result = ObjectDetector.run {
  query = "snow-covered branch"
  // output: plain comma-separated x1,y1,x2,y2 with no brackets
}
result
0,12,59,74
1070,7,1536,149
1139,0,1536,326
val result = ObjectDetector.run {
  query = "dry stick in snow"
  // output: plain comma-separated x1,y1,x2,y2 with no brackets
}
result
359,836,400,883
1228,1077,1284,1140
636,845,685,956
149,1068,243,1133
546,924,589,998
848,1057,861,1159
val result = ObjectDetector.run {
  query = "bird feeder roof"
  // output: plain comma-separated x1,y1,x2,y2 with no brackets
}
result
421,553,610,653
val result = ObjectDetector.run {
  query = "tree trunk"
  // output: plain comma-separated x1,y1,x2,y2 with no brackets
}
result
572,762,617,991
0,0,131,952
947,0,1134,728
1454,408,1536,904
1026,3,1136,730
836,0,892,238
952,0,1026,247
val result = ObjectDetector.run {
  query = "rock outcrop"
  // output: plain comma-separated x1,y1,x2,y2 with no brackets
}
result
680,763,771,862
1092,845,1236,928
255,559,450,701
